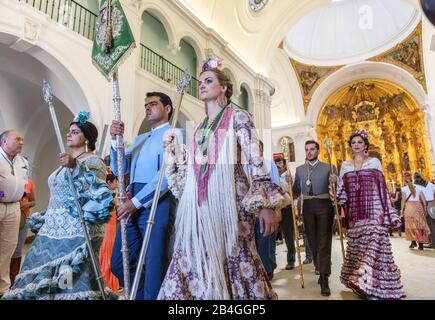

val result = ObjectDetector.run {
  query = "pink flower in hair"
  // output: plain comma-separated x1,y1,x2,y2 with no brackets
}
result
202,57,222,71
355,129,369,139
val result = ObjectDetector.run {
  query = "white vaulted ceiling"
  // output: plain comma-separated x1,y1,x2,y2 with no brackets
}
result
176,0,420,71
174,0,423,127
176,0,331,73
284,0,420,66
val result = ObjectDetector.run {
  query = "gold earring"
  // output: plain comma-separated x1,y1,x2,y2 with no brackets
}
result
85,140,89,153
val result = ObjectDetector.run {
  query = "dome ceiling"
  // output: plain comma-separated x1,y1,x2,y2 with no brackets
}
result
284,0,420,66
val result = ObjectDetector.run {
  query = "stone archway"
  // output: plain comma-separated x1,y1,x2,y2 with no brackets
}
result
0,33,91,211
316,78,432,183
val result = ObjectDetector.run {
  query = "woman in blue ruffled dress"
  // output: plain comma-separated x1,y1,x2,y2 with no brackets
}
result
2,113,114,300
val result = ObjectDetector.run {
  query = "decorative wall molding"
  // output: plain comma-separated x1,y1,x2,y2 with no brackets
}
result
129,0,142,11
167,42,181,55
167,0,261,79
284,20,427,114
289,59,342,113
23,18,41,43
370,22,427,93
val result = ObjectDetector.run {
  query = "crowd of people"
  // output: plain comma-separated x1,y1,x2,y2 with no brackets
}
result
0,58,434,300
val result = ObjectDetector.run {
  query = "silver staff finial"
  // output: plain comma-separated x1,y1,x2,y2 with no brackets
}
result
42,80,53,105
176,69,192,95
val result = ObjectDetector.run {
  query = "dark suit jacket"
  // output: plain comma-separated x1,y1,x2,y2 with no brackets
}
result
293,161,335,197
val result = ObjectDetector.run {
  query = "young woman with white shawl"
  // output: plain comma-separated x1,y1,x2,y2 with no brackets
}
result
157,58,289,300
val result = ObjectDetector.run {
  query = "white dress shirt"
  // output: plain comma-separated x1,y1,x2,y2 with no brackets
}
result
0,146,29,203
424,182,435,202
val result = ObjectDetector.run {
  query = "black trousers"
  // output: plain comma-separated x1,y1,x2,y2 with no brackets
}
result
280,206,296,264
302,199,334,275
427,215,435,246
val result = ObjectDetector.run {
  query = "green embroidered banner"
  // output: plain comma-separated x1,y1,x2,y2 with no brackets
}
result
92,0,136,80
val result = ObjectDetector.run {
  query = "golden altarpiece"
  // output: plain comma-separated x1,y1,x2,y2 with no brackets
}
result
316,79,432,186
283,22,432,186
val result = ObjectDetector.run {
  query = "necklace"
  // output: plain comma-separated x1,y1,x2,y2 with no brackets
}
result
306,160,319,187
74,150,87,160
196,107,227,179
198,107,227,152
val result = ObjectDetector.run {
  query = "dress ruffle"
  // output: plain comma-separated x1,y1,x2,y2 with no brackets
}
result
242,180,290,213
340,224,405,300
27,210,46,233
67,164,113,224
2,156,115,300
2,241,115,300
403,201,431,243
383,205,402,230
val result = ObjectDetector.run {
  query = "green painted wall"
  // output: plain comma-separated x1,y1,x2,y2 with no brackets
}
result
234,86,249,110
174,40,197,77
73,0,99,15
141,11,197,76
141,11,170,57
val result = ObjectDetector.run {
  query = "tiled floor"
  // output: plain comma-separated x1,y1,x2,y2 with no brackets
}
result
21,233,435,300
272,235,435,300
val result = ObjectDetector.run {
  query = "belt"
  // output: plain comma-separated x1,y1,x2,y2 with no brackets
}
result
0,201,19,205
303,194,330,200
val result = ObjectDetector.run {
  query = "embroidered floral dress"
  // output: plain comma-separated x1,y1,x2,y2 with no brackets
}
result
2,156,114,300
158,106,289,300
336,158,405,299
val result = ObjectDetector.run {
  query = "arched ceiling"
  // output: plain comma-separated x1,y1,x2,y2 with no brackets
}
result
0,41,78,212
0,42,74,161
284,0,420,66
175,0,421,73
0,32,90,118
176,0,331,73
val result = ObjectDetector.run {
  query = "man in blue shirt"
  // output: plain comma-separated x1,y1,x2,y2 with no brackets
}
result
110,92,183,300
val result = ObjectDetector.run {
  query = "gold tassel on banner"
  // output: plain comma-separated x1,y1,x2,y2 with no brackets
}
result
103,0,113,53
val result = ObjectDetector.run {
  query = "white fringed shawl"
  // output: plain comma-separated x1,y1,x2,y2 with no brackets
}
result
172,114,238,300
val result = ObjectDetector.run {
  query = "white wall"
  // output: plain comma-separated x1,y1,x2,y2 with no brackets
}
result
5,0,433,190
0,0,277,209
0,68,73,211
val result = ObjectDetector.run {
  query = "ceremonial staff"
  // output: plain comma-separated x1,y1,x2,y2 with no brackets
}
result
324,138,345,261
111,71,131,297
97,124,109,157
42,81,107,300
280,138,305,289
129,70,192,300
92,0,136,298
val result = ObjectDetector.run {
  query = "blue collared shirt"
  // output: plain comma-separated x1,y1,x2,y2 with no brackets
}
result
110,122,183,209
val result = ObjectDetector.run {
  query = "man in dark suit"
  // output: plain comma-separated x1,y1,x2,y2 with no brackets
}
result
292,140,335,296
